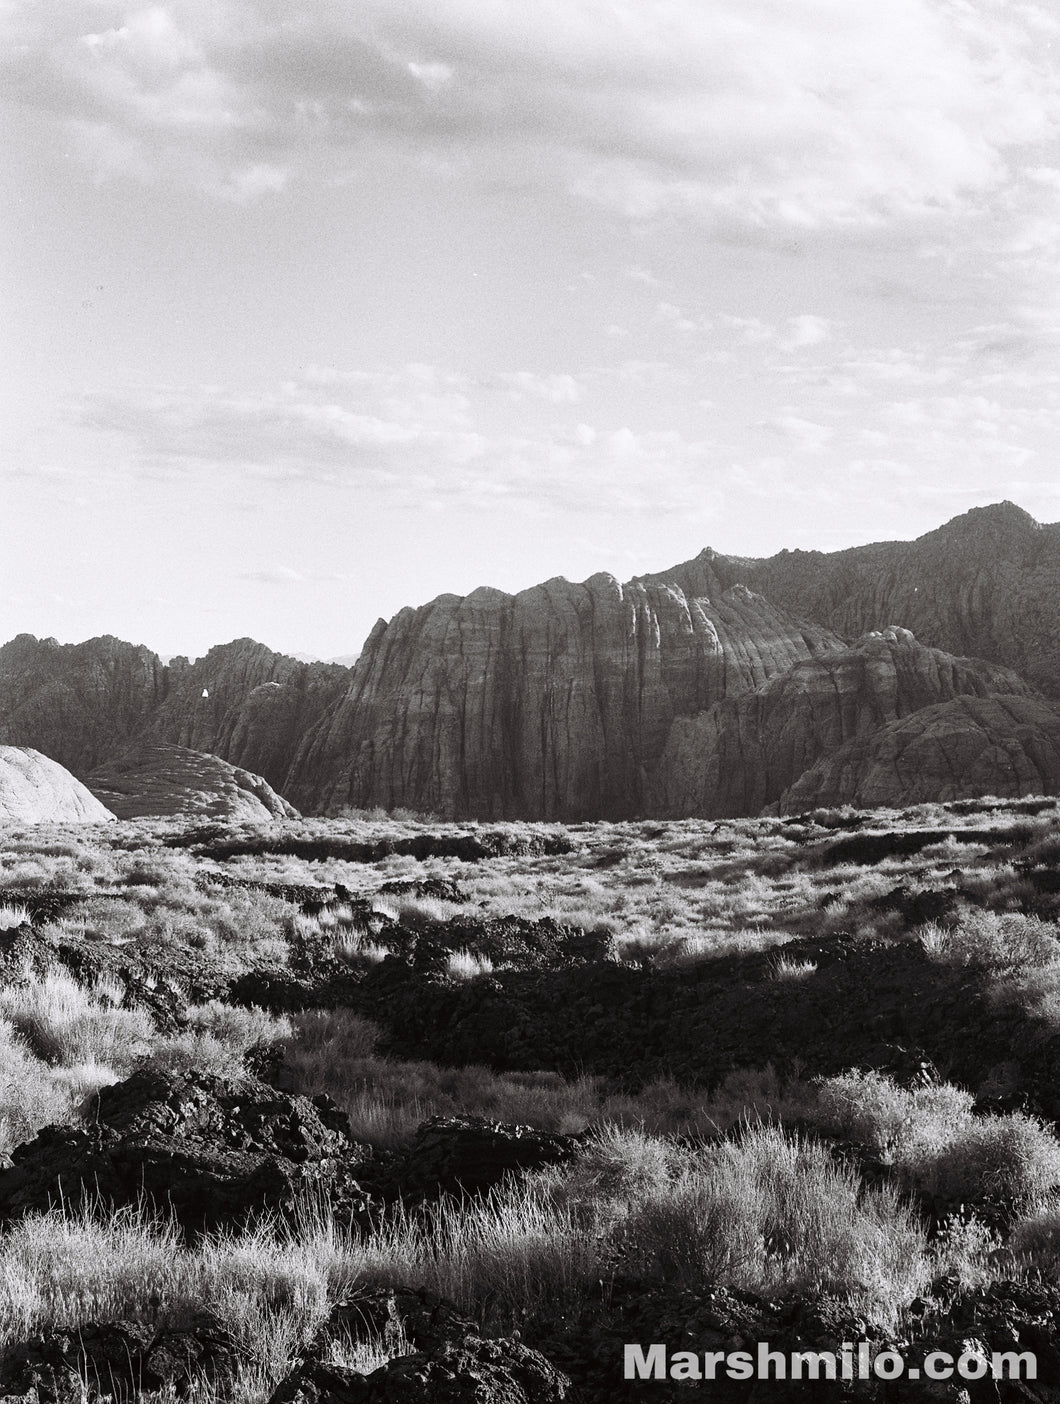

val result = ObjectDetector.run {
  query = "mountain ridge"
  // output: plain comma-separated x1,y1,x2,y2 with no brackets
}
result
1,502,1058,819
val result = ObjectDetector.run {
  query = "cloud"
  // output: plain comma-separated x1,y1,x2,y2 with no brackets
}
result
65,364,723,517
6,0,1060,223
238,565,349,585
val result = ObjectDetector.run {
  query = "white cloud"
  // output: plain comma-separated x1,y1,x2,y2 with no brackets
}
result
6,0,1059,223
66,365,723,516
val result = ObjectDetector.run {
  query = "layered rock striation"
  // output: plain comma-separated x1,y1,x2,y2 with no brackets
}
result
1,504,1059,818
287,573,844,819
780,693,1060,811
650,628,1043,817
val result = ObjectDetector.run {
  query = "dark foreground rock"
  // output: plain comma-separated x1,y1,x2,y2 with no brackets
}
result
0,1314,242,1403
271,1335,570,1404
0,1068,374,1234
316,1287,478,1357
387,1116,583,1200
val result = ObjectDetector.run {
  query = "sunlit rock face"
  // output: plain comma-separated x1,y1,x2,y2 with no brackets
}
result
731,502,1060,700
0,746,115,823
0,504,1058,819
287,569,844,819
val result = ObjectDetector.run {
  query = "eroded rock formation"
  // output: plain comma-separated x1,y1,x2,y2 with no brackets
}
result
650,628,1043,817
86,742,298,821
1,503,1058,818
0,746,114,823
779,693,1060,812
287,573,843,818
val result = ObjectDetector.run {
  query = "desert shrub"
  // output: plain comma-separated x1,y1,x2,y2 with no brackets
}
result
813,1070,974,1160
989,965,1060,1031
921,911,1060,969
1006,1207,1060,1276
617,1126,928,1324
697,1065,818,1134
144,1002,292,1078
916,1113,1060,1211
0,971,153,1070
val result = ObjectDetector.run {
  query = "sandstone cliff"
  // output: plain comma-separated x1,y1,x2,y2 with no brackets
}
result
778,694,1060,811
287,575,845,819
650,628,1041,817
86,743,299,822
0,637,350,800
1,503,1058,820
146,640,349,793
0,747,115,823
0,635,165,773
731,502,1060,699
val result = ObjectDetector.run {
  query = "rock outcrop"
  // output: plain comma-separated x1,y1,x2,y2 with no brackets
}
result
0,1068,374,1233
651,628,1041,817
287,574,844,818
86,742,298,821
779,693,1060,812
0,1316,243,1404
0,634,165,773
0,636,350,799
0,746,114,823
147,640,350,793
733,501,1060,699
271,1335,570,1404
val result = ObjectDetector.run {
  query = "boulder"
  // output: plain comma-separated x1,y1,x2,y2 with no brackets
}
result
270,1335,570,1404
0,1068,374,1233
0,1314,242,1403
316,1287,477,1357
391,1116,582,1200
0,746,114,823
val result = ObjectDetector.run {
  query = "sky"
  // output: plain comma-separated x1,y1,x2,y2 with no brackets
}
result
4,1,1060,661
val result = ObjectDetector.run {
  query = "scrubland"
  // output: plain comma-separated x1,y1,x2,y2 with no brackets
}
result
1,798,1060,1397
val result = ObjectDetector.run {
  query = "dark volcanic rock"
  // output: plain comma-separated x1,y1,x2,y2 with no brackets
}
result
87,741,299,820
389,1116,582,1199
317,1287,478,1357
0,1068,373,1233
651,628,1038,817
0,1315,242,1404
0,746,114,823
270,1335,570,1404
780,694,1060,811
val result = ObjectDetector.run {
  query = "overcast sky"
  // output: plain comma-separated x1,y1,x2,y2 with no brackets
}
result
4,1,1060,660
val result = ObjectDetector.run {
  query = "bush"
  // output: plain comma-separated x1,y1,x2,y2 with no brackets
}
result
921,911,1060,970
813,1070,974,1160
918,1113,1060,1211
0,971,153,1070
618,1125,928,1325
